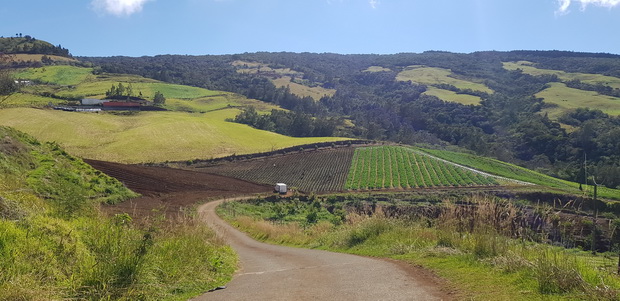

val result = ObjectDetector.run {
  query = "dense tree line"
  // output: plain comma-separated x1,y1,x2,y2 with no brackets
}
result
82,51,620,188
233,107,338,137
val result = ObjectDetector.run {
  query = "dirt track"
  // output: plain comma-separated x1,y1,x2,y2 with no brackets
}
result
85,159,271,216
193,199,450,301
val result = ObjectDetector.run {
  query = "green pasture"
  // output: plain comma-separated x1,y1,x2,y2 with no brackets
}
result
14,65,94,86
536,83,620,119
504,61,620,90
0,108,347,163
396,65,493,93
423,87,482,105
1,93,60,107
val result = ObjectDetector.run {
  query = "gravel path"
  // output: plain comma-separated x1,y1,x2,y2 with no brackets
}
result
192,199,449,301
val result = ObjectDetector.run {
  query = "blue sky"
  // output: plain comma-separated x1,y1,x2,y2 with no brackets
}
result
2,0,620,57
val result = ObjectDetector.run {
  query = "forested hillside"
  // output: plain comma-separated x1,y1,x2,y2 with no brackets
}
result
82,51,620,189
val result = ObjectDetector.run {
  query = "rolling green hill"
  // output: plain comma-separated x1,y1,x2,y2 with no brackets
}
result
0,108,347,163
2,65,348,163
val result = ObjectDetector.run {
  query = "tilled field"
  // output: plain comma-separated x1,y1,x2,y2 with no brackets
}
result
85,159,271,217
196,147,356,193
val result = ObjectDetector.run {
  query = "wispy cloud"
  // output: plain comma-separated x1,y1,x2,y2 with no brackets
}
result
557,0,620,14
92,0,152,17
369,0,379,9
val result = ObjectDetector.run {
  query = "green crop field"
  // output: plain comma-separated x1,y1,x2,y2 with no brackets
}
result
345,146,499,190
396,65,493,94
423,86,482,105
420,147,620,200
504,61,620,90
536,83,620,118
0,108,348,163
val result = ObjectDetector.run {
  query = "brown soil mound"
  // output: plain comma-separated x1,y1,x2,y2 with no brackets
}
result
85,159,271,217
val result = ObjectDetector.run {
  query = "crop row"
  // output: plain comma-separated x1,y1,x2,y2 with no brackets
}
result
205,147,355,192
345,146,498,190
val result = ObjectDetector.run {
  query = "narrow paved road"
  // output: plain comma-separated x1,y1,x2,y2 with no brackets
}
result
193,199,447,301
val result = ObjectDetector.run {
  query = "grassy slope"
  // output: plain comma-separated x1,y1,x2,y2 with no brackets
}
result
15,65,93,86
419,147,620,200
423,86,482,105
0,108,347,163
4,65,345,163
0,126,236,300
272,76,336,101
536,83,620,118
396,65,493,93
504,61,620,90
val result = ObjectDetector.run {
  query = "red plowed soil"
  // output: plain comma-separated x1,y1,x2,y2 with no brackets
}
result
85,159,272,217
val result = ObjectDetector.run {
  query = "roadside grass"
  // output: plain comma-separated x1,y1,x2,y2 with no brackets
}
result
504,61,620,90
418,147,620,200
0,108,348,163
422,86,482,105
535,83,620,118
396,65,493,94
271,76,336,101
218,196,620,300
14,65,94,86
0,126,235,300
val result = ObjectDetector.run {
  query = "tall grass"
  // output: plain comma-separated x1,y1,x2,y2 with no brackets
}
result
222,195,620,300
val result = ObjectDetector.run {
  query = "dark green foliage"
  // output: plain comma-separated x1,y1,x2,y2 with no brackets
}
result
233,107,338,137
153,91,165,106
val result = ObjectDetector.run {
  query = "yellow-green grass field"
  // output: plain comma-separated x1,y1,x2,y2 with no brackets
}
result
15,65,94,86
0,108,348,163
536,82,620,119
396,65,493,94
165,93,281,113
271,76,336,101
423,87,482,105
1,93,60,107
504,61,620,90
363,66,392,72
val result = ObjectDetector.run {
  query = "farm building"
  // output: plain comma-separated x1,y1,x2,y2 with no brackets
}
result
102,101,141,111
81,98,106,105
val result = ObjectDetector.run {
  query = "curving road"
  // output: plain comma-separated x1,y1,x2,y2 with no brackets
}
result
192,199,448,301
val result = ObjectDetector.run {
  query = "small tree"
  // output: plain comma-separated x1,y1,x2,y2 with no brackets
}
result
153,91,165,106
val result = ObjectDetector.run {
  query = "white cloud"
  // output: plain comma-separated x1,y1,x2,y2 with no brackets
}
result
557,0,620,14
369,0,379,9
92,0,152,17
